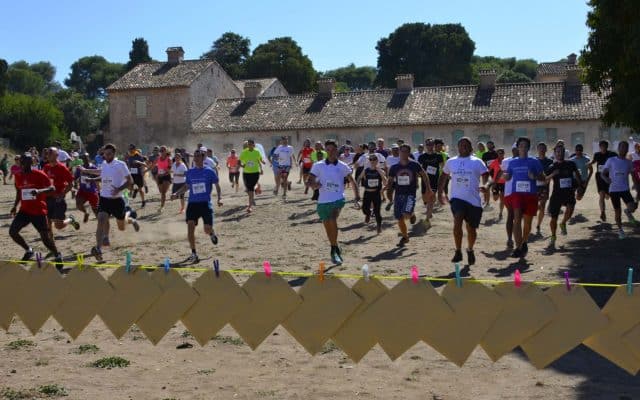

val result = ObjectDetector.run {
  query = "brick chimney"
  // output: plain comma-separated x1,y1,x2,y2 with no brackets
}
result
478,69,497,90
395,74,414,93
244,81,262,102
566,65,581,86
317,78,335,98
166,47,185,65
567,53,577,65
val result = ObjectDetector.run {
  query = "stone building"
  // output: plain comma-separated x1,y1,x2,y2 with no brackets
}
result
535,53,577,83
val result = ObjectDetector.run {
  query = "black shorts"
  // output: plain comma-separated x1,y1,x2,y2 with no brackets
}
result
596,175,610,194
11,212,49,232
610,191,634,210
98,196,126,220
157,174,171,185
421,176,438,194
186,202,213,226
303,166,312,174
132,173,144,188
393,194,416,219
450,198,483,229
492,183,505,195
172,182,186,199
243,172,260,192
537,185,550,201
229,172,240,182
46,197,67,221
548,193,576,217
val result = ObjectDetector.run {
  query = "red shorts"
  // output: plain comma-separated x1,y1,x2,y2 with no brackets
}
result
510,193,538,216
504,194,513,209
77,190,99,210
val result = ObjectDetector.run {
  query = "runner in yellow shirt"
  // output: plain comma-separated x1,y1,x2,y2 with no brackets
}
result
239,139,264,213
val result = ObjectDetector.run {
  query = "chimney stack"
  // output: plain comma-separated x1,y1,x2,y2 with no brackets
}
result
317,78,335,98
566,65,581,86
166,47,185,65
478,69,497,90
395,74,414,93
243,81,262,102
567,53,577,65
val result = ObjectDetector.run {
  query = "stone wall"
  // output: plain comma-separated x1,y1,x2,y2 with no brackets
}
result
262,80,288,97
189,63,241,121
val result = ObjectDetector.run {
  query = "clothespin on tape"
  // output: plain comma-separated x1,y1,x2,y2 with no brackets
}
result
263,260,272,278
164,257,170,274
125,251,132,273
514,269,522,288
627,267,634,295
76,253,84,271
411,265,419,283
362,264,370,282
454,263,462,288
213,259,220,278
564,271,571,291
318,262,325,282
35,252,43,269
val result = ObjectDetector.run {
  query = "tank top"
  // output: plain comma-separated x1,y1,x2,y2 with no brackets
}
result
301,147,314,168
362,168,382,190
156,157,171,175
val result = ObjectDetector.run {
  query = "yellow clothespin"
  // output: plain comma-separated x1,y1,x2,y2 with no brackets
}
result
319,262,325,283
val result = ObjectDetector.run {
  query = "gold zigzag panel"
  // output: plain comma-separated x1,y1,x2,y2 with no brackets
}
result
2,261,640,375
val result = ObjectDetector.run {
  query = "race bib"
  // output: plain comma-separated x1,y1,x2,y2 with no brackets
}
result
598,165,605,173
325,181,340,192
246,161,255,168
536,180,546,187
80,176,89,184
303,158,311,164
397,175,411,186
559,178,572,189
130,167,138,174
192,183,206,194
455,176,470,188
158,168,166,175
516,181,531,192
426,166,437,175
102,178,113,188
21,189,36,200
367,179,379,187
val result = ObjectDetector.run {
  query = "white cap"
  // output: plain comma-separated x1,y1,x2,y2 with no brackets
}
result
199,146,207,152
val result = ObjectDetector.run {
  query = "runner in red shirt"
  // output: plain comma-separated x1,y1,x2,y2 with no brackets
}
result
9,154,63,269
43,147,79,232
488,148,507,219
298,139,315,194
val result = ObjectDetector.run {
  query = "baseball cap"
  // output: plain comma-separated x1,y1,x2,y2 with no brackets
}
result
391,144,399,149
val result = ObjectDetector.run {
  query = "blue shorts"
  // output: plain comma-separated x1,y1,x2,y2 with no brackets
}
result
278,165,291,174
393,194,416,219
186,202,213,226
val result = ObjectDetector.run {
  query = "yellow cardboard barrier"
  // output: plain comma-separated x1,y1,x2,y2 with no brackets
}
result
0,262,29,331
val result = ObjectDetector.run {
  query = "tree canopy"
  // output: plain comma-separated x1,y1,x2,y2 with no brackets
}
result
201,32,251,79
64,56,124,99
320,64,377,90
126,38,152,71
581,0,640,130
470,56,537,84
53,89,108,136
0,93,63,149
0,59,7,95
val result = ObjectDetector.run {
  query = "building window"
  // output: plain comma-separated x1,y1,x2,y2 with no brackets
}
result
452,130,464,146
477,134,491,145
515,128,527,139
571,132,585,147
388,137,400,146
412,131,425,145
326,133,338,142
364,133,376,144
503,129,515,146
546,128,558,143
534,128,546,145
223,143,234,153
135,96,147,118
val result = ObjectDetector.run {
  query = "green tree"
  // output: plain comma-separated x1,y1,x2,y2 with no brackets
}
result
321,63,377,90
65,56,124,99
496,69,532,84
126,38,152,71
245,37,317,93
53,89,107,136
29,61,56,83
513,59,538,80
581,0,640,130
201,32,251,79
6,62,47,95
375,23,475,87
0,59,8,95
0,93,63,149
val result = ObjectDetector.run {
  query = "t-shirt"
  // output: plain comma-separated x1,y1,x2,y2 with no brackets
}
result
172,162,188,184
75,164,98,193
506,157,544,195
569,155,590,179
443,156,488,207
413,151,423,160
204,157,218,170
44,162,73,195
273,145,294,167
94,154,104,166
482,150,498,166
310,150,328,162
501,157,514,197
99,159,131,199
339,153,354,165
631,152,640,182
488,158,505,183
386,155,401,169
186,167,219,203
14,170,51,216
548,161,579,195
10,165,21,176
357,152,386,170
362,167,383,190
376,148,389,158
389,160,424,196
300,147,314,168
57,149,71,163
603,157,633,192
156,157,171,176
239,149,263,173
70,158,83,169
226,155,239,173
126,153,145,175
536,157,554,187
418,152,444,178
310,160,352,203
593,151,617,176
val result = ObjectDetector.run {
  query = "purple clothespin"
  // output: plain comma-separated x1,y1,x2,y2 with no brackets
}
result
213,259,220,277
35,252,43,269
564,271,571,291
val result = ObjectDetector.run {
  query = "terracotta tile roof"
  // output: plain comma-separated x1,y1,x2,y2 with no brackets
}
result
107,60,215,91
192,82,606,133
233,78,278,96
537,62,570,76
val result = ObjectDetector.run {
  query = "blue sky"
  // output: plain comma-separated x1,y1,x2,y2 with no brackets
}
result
2,0,590,83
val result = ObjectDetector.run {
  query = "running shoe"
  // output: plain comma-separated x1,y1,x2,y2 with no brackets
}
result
365,215,370,224
397,237,409,247
423,219,431,229
69,215,80,230
624,209,638,224
91,247,103,262
288,182,292,190
144,185,149,194
506,239,514,248
467,249,476,266
141,200,146,208
210,231,218,245
535,226,541,236
21,248,34,261
451,250,463,263
186,253,200,264
330,247,342,265
511,248,523,258
549,236,556,248
131,219,140,232
600,212,606,222
132,189,138,199
522,242,529,257
559,223,567,236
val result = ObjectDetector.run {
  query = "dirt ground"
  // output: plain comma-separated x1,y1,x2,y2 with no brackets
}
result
1,166,640,399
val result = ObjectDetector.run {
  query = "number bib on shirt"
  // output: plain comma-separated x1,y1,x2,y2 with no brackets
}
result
598,165,605,173
397,175,411,186
158,169,166,175
80,176,89,184
21,189,35,200
246,161,255,168
367,179,379,187
559,178,572,189
325,181,340,192
455,176,470,188
516,181,531,193
303,158,311,164
426,166,437,175
130,167,138,174
192,183,206,194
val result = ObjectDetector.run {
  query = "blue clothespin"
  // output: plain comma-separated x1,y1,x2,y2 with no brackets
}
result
125,251,132,273
628,267,634,295
213,259,220,277
164,257,170,273
455,263,462,288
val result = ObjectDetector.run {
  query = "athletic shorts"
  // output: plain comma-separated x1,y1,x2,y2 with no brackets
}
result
132,173,144,188
243,172,260,192
98,196,126,220
504,195,513,209
393,194,416,219
46,197,67,221
510,193,538,216
317,199,345,221
421,177,438,195
278,165,291,174
157,174,171,185
596,175,610,194
548,193,576,217
610,191,634,210
492,183,505,195
186,202,213,226
450,198,483,229
229,172,240,181
77,190,99,210
302,166,312,174
172,182,186,199
11,211,48,232
536,185,549,201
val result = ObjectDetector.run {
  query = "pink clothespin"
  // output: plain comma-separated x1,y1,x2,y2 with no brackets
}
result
514,269,522,288
263,260,272,278
411,265,419,283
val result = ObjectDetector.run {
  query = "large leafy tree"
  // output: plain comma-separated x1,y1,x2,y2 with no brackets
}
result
126,38,152,71
375,23,475,87
201,32,251,79
5,61,47,95
65,56,124,99
53,89,107,136
581,0,640,130
321,63,377,90
0,93,63,149
245,37,316,93
0,59,8,95
470,56,536,84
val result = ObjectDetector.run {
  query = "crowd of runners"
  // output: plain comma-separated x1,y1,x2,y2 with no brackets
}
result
5,134,640,269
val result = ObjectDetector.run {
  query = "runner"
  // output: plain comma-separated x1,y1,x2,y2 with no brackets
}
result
534,142,554,235
44,147,80,234
413,144,425,161
171,149,223,263
435,138,450,201
205,148,220,173
503,137,545,258
545,145,583,248
297,139,314,186
154,146,172,212
125,144,147,208
589,140,618,222
497,146,520,248
308,140,359,264
388,145,434,247
273,136,296,199
172,152,188,213
357,154,386,233
239,139,264,213
602,141,638,239
9,154,64,269
146,146,160,185
311,141,327,162
339,146,355,189
1,154,9,184
226,149,240,192
74,153,99,223
9,155,20,182
481,141,499,207
375,138,389,158
488,148,507,219
386,144,401,169
569,144,592,201
80,144,140,262
628,142,640,202
475,142,487,160
418,138,445,226
438,138,488,265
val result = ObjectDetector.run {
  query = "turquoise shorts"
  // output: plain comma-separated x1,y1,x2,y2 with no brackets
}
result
317,199,346,221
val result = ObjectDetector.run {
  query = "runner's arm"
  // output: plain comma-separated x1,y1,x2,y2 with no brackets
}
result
214,182,223,206
385,176,395,200
437,173,450,204
10,187,20,215
307,173,320,190
346,174,360,202
79,167,101,176
171,183,189,198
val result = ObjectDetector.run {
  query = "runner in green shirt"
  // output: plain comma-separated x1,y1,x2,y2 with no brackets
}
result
239,139,264,213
